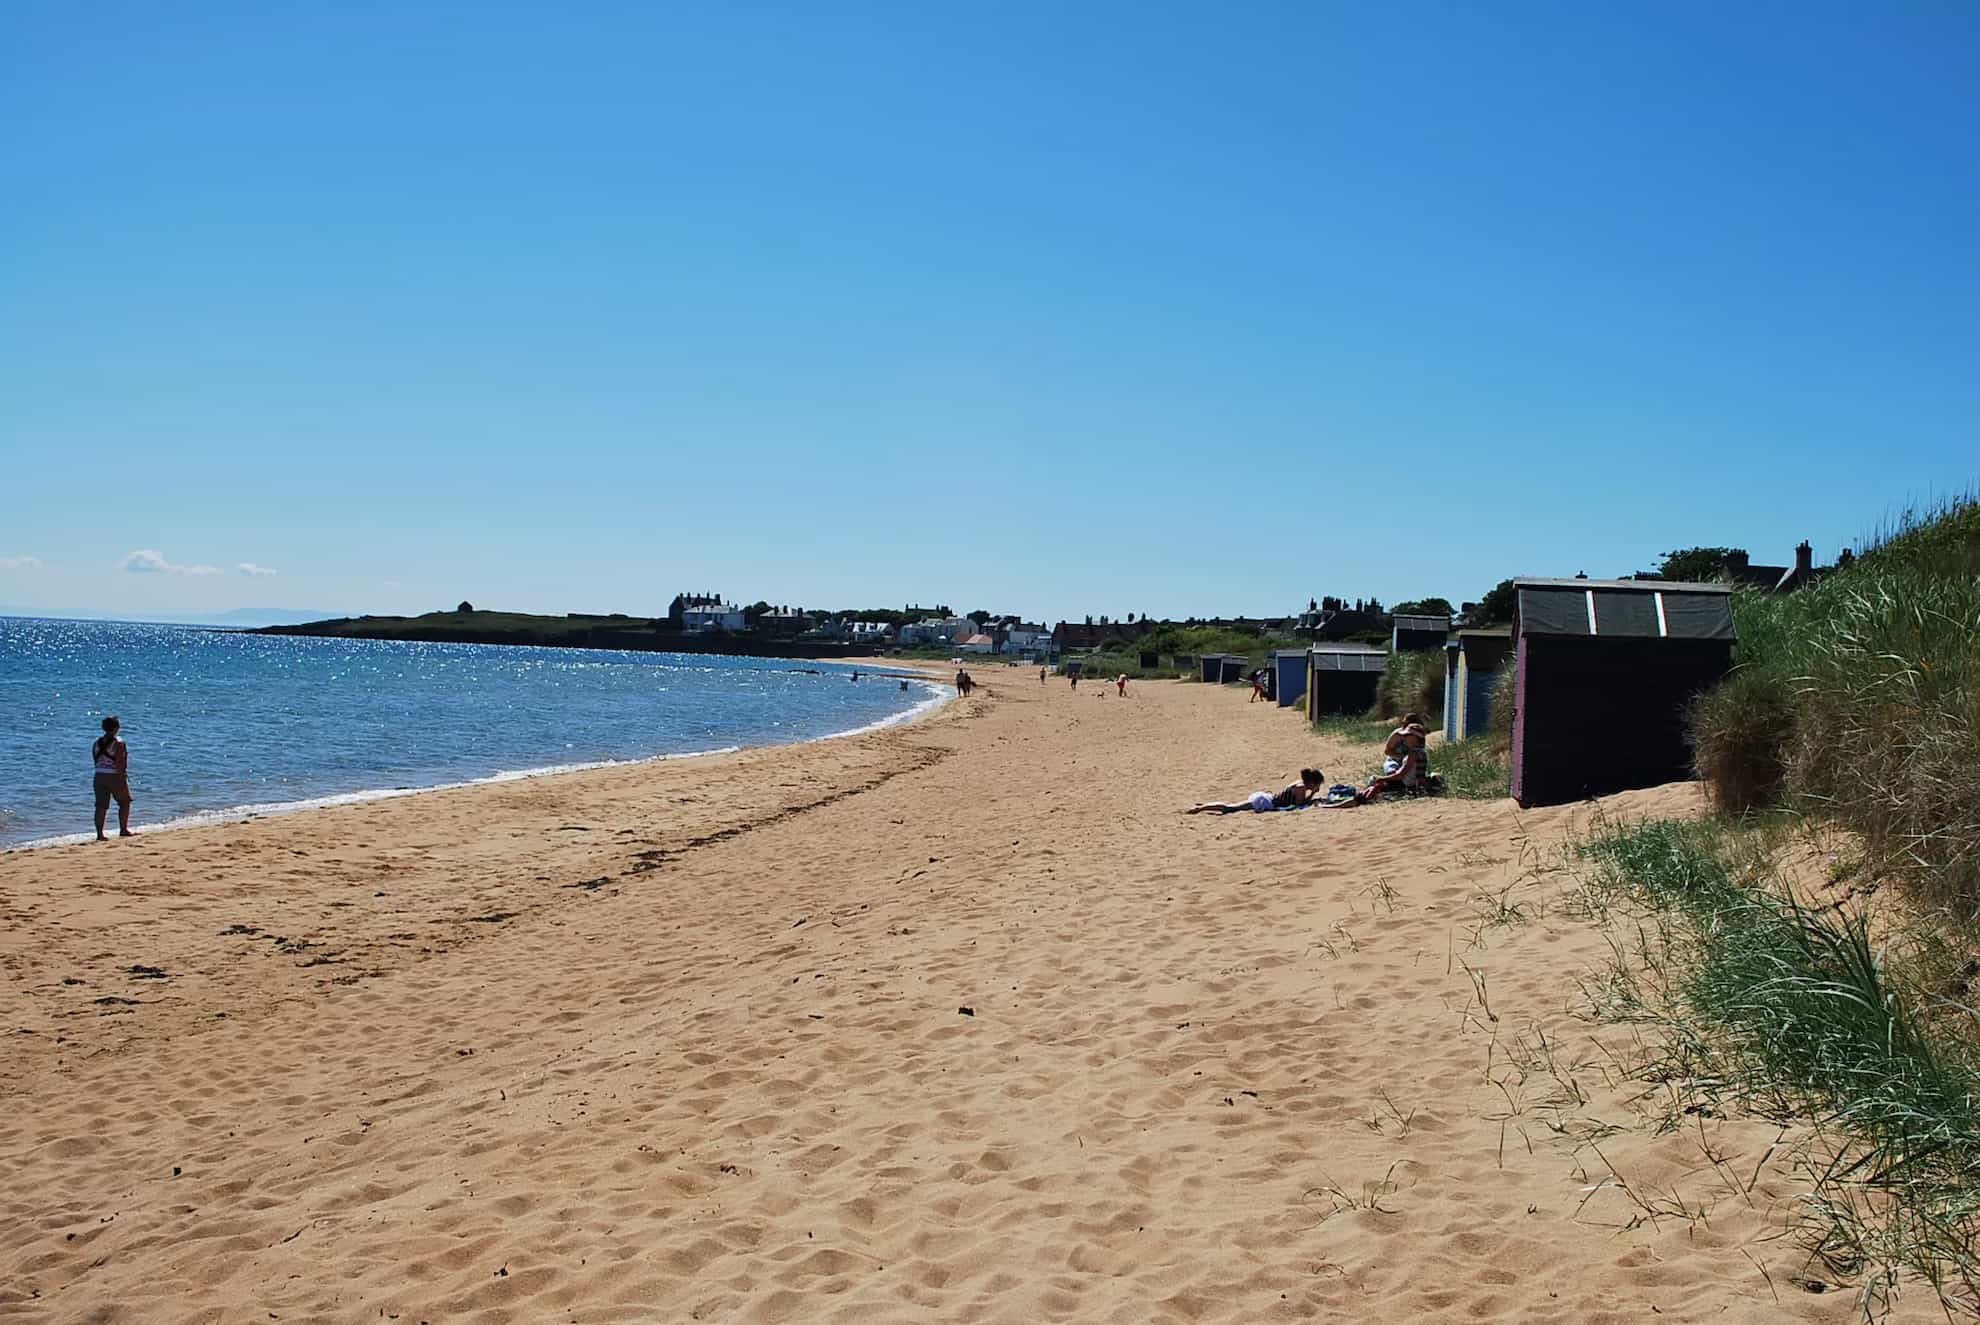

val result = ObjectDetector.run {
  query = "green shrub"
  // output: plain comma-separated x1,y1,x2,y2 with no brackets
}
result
1373,648,1446,726
1687,498,1980,913
1689,669,1794,814
1487,662,1516,749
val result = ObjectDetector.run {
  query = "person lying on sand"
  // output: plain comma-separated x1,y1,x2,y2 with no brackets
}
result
1186,768,1325,814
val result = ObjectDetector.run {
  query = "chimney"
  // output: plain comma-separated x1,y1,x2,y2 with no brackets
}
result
1795,541,1813,574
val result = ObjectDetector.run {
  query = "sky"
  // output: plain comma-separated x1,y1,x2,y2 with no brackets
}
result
3,1,1977,625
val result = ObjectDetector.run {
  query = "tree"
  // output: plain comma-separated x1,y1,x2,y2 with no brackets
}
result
1475,579,1516,624
743,600,773,627
1393,597,1454,618
967,609,991,625
1653,547,1744,583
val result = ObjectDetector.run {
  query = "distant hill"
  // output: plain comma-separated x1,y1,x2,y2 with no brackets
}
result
198,608,341,627
255,608,864,659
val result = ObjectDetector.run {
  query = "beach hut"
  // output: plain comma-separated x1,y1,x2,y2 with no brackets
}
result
1448,628,1512,742
1392,614,1449,653
1199,654,1226,683
1139,650,1159,670
1509,579,1734,807
1274,648,1309,709
1218,656,1249,685
1305,644,1388,720
1441,642,1462,738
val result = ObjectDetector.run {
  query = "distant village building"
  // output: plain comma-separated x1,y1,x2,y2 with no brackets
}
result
1052,622,1108,652
958,634,995,655
669,592,728,627
678,595,744,633
1000,622,1047,655
1295,604,1385,641
900,616,973,647
1720,541,1823,593
755,606,810,639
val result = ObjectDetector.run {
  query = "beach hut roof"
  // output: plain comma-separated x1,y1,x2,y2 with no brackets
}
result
1392,614,1449,632
1274,647,1310,659
1512,578,1733,641
1309,643,1388,673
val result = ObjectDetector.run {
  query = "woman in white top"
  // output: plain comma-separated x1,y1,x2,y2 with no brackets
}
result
92,715,133,840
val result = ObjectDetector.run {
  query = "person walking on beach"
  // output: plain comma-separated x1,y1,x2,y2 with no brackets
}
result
1040,666,1047,684
1116,673,1129,697
92,715,133,840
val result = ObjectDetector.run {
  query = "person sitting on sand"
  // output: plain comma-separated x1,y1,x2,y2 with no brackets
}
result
1382,714,1425,772
92,715,133,840
1186,768,1326,815
1324,727,1441,807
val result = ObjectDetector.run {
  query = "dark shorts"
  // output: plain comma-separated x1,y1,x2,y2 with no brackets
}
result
94,772,131,812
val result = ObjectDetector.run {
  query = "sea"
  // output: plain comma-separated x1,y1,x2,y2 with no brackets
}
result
0,617,945,850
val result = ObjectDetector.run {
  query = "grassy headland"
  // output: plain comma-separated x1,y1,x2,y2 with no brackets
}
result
255,609,868,659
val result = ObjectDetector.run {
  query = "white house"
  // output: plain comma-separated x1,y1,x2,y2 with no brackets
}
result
849,621,894,646
1000,623,1046,654
901,616,972,646
682,600,745,633
958,634,995,655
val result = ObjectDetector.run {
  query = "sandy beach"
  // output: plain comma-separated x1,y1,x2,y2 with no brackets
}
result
0,670,1936,1323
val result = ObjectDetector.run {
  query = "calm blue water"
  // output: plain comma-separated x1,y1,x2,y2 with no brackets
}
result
0,618,942,848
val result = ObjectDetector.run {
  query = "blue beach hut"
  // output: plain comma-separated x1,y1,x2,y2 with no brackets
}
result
1442,642,1462,737
1219,656,1249,685
1274,649,1309,709
1449,628,1511,742
1199,654,1226,683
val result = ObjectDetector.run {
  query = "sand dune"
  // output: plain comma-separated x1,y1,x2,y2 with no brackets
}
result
0,669,1938,1321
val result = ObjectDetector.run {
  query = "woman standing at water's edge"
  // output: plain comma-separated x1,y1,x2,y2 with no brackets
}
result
92,715,133,840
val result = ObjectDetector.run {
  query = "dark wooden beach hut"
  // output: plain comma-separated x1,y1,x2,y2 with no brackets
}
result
1199,654,1226,683
1274,649,1309,709
1218,656,1248,685
1391,614,1449,653
1448,628,1511,742
1509,579,1734,807
1305,644,1388,720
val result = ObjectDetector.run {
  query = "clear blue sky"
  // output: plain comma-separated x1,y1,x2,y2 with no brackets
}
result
4,1,1976,624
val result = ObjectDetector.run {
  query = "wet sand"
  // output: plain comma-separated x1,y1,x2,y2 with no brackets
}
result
0,668,1935,1321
